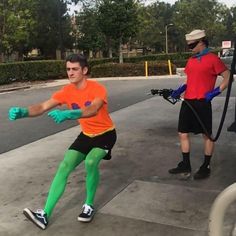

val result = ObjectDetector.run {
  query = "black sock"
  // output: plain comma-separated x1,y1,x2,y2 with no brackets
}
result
182,152,190,166
202,155,212,168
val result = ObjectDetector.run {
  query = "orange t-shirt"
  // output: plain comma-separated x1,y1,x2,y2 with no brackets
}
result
52,80,114,135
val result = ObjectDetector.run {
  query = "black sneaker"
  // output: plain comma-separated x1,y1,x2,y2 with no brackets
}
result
194,166,211,180
78,204,94,222
168,161,191,174
23,208,48,230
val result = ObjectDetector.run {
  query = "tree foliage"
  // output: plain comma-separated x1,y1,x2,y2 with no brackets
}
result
75,7,105,57
97,0,139,61
0,0,73,60
172,0,229,50
29,0,73,58
137,2,174,52
0,0,36,57
1,0,236,62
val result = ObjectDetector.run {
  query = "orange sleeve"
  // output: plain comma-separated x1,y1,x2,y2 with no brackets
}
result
51,86,67,105
92,83,107,104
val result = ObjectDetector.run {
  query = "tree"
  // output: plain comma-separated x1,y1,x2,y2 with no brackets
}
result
137,2,174,53
225,6,236,44
98,0,140,63
172,0,229,50
0,0,36,61
29,0,74,59
75,6,105,57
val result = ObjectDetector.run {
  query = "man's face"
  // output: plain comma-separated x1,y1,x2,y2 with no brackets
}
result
66,61,88,84
187,40,202,53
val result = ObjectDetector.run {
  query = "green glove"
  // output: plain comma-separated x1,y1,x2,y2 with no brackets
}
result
48,109,82,124
8,107,29,121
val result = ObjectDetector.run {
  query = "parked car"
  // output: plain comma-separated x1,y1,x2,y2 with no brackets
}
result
220,48,235,73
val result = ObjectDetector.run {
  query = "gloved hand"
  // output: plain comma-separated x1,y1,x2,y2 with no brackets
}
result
48,109,82,124
205,87,221,102
171,84,187,99
8,107,29,121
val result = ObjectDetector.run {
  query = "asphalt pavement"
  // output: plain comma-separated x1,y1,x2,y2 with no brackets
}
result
1,74,236,236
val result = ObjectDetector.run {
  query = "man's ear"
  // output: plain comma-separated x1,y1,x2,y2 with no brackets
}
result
83,67,88,75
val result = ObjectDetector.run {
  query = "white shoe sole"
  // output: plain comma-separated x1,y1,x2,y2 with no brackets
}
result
78,215,94,223
23,208,46,230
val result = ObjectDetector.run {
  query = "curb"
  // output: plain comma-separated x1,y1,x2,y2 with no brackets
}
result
0,74,186,93
0,85,31,93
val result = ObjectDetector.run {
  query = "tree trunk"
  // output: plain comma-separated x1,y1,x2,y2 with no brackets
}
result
106,37,112,58
119,38,123,64
108,47,112,58
56,49,62,60
0,53,4,63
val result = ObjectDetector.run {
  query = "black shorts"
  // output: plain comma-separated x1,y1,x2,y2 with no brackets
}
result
178,99,212,135
69,129,117,160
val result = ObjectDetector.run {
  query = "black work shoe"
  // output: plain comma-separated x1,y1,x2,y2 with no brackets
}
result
193,166,211,180
23,208,48,230
78,204,94,223
168,161,191,174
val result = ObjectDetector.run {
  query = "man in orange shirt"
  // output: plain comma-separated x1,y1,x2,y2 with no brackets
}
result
8,54,117,230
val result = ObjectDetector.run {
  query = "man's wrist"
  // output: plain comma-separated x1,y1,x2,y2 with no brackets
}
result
211,86,221,96
215,86,221,93
21,108,29,117
66,109,82,120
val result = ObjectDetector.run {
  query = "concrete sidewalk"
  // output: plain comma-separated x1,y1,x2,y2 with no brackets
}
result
1,92,236,236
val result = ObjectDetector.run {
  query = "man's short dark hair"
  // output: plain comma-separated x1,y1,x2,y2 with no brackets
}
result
66,54,89,69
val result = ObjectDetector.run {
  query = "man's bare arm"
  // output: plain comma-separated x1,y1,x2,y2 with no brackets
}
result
80,97,104,118
219,70,231,92
28,98,60,117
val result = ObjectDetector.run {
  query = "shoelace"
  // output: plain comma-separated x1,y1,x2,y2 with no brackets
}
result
82,204,92,214
36,209,45,215
35,209,47,224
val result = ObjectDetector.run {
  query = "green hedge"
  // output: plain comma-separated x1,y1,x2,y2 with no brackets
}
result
0,60,66,85
0,50,221,85
88,52,191,66
172,59,187,67
0,54,185,85
91,61,176,78
124,52,191,63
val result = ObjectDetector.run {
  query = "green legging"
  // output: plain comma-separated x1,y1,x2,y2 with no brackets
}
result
44,148,107,218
